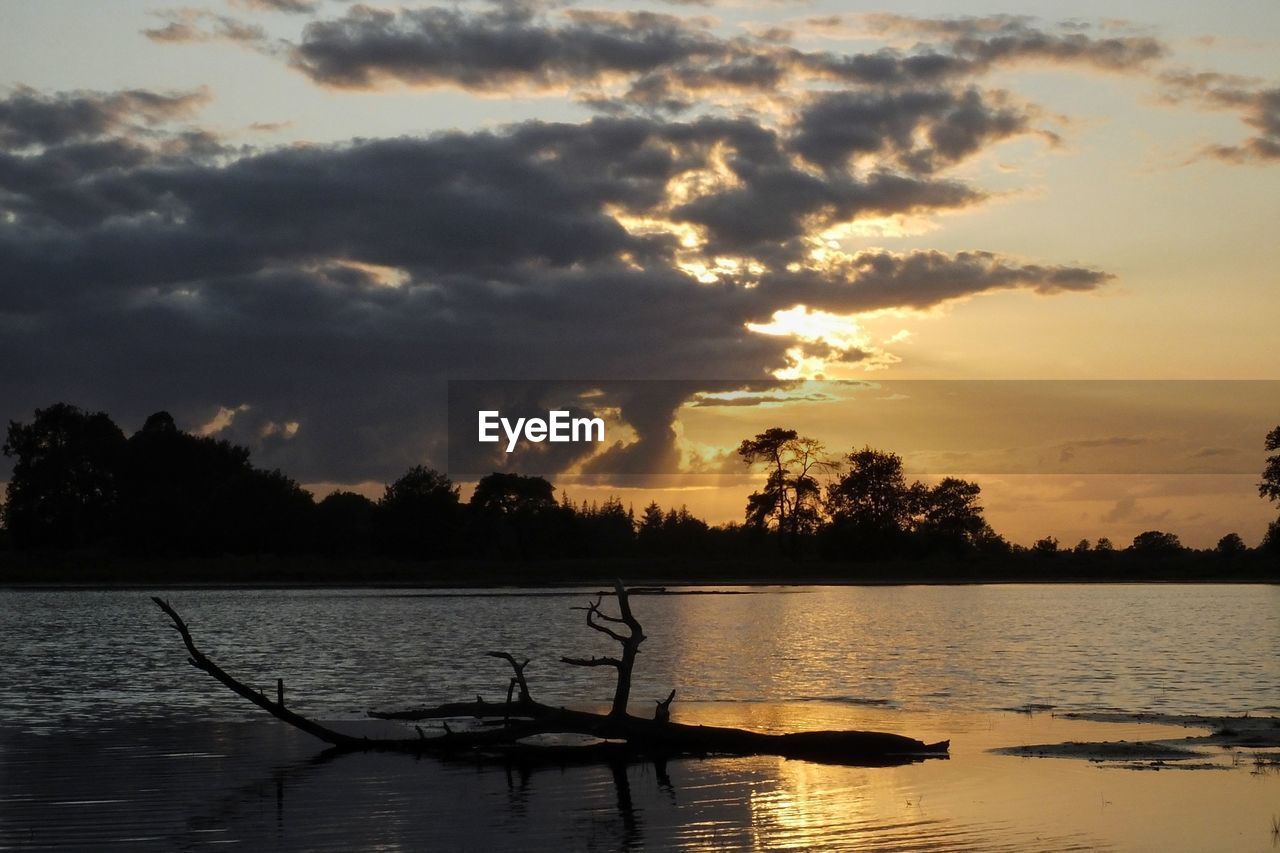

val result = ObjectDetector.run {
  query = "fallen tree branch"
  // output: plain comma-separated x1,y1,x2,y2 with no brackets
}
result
152,597,366,749
152,587,949,765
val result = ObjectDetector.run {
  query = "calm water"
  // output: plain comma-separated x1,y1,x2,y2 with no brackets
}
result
2,584,1278,850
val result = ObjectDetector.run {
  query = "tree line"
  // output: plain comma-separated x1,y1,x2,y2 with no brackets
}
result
2,403,1278,563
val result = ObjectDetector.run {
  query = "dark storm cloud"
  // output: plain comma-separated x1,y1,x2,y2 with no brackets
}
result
0,113,1009,299
0,259,788,482
0,121,674,302
0,89,1112,484
855,18,1274,167
578,383,692,477
286,6,1167,99
750,250,1111,316
0,86,208,149
292,6,730,90
790,87,1036,172
860,13,1165,72
673,170,982,258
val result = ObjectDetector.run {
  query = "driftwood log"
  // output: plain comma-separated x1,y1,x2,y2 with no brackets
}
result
153,582,948,766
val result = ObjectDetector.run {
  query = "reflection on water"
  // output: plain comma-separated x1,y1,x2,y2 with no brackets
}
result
0,718,1088,851
1,584,1278,850
1,584,1276,729
3,711,1276,851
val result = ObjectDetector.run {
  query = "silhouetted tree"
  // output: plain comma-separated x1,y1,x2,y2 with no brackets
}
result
738,428,835,554
118,411,312,555
377,466,460,559
217,466,315,553
824,447,921,559
471,472,556,514
637,501,665,553
1073,538,1092,554
636,502,711,557
1262,520,1280,554
1261,426,1280,503
1031,536,1060,556
1214,532,1247,556
971,525,1012,557
469,472,563,559
1129,530,1182,555
569,496,634,557
2,404,126,548
664,506,711,554
916,478,989,555
315,491,377,555
1261,427,1280,555
1094,537,1115,553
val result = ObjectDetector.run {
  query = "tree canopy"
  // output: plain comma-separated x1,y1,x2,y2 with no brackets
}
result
1,403,1275,569
2,404,125,548
738,428,835,553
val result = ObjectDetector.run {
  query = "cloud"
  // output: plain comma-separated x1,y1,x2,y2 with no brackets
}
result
860,14,1165,73
286,6,1167,103
1192,446,1239,458
231,0,320,13
752,250,1111,316
1159,71,1280,163
291,6,733,92
1057,436,1149,463
143,9,271,48
0,111,1024,283
790,87,1039,173
0,87,1113,485
672,169,983,257
688,391,834,407
0,86,208,149
1100,495,1169,526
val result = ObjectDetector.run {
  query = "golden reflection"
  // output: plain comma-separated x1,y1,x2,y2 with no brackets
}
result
650,703,1278,852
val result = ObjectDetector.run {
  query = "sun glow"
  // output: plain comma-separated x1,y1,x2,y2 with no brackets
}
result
749,305,867,349
820,214,938,242
748,306,900,378
330,259,410,288
665,141,743,207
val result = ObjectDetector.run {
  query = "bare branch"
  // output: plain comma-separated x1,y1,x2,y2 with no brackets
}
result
612,579,640,632
655,689,676,723
570,594,628,624
484,651,532,702
563,653,622,666
586,607,630,644
155,593,949,766
152,597,364,749
559,580,649,717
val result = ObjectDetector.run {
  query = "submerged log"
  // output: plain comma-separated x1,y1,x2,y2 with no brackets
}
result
152,584,948,766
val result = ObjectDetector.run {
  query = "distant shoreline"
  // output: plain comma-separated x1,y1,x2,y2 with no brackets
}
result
1,552,1275,588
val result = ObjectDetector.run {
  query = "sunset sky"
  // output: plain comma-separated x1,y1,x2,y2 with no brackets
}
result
2,0,1277,546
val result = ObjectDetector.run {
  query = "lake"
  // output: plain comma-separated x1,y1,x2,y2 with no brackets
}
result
2,584,1278,850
